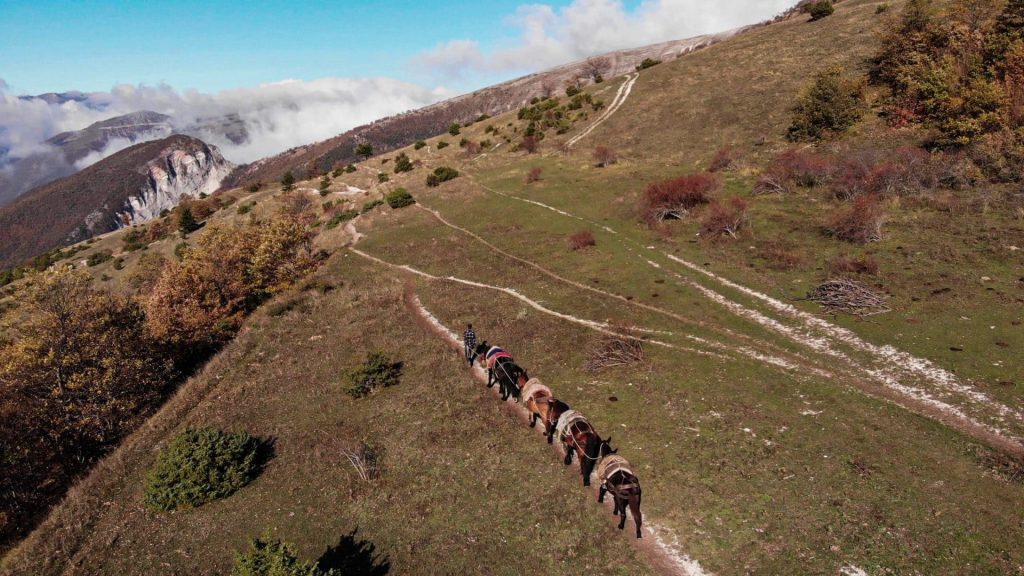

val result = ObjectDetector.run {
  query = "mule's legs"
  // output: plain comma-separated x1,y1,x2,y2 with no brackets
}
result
631,492,643,539
545,421,554,444
486,369,495,388
529,412,537,428
598,485,606,503
618,498,628,530
563,445,573,465
582,468,590,487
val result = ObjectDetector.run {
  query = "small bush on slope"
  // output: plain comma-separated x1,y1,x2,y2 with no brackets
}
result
788,67,866,141
385,188,415,209
346,352,403,399
144,427,262,511
425,167,459,187
640,172,719,226
232,536,336,576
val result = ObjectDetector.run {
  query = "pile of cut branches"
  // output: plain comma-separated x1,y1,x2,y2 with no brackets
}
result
806,279,890,316
585,330,645,372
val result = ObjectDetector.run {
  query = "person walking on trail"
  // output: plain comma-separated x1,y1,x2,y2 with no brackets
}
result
463,324,477,367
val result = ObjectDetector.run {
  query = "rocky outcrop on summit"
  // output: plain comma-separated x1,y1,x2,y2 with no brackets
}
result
0,135,233,269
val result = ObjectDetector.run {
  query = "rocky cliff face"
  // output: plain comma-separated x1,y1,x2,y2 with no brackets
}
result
117,143,233,227
0,135,233,269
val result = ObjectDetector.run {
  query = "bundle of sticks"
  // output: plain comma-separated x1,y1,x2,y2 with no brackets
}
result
806,279,890,316
585,332,646,372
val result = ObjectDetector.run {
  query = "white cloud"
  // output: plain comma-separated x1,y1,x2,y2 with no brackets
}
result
416,0,797,75
0,76,449,167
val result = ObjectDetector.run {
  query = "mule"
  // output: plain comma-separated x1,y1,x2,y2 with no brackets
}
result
596,439,643,538
474,342,527,401
555,410,601,486
522,381,570,444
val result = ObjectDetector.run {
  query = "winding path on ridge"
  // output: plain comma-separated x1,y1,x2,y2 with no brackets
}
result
460,177,1024,458
566,73,639,149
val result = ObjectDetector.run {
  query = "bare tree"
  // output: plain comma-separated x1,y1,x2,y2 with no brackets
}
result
583,56,611,82
539,77,557,98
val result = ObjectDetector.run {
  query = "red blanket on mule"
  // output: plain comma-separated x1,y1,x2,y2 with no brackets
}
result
485,346,513,369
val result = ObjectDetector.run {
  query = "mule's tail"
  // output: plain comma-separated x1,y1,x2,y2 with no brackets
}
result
628,489,643,538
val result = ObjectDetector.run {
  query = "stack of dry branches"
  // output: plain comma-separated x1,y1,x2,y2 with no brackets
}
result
585,331,646,372
806,279,890,316
341,443,382,481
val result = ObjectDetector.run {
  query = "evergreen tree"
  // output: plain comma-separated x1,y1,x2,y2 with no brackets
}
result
178,207,200,235
281,171,295,192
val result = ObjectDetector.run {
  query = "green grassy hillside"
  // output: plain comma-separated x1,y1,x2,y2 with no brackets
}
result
5,0,1024,574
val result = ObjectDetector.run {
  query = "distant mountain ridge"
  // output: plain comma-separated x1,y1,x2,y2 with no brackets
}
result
0,135,233,269
220,31,739,190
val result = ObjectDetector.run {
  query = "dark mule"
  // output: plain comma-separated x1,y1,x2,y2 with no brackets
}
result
474,342,527,401
556,410,601,486
596,439,643,538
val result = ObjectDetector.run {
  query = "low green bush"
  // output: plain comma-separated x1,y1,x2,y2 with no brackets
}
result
361,199,384,213
436,141,449,149
808,0,834,21
86,250,114,267
413,140,427,150
232,536,336,576
325,210,359,230
346,352,403,398
425,166,459,187
143,426,262,511
384,188,415,209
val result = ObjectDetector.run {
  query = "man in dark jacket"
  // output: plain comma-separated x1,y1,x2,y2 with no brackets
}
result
463,324,477,367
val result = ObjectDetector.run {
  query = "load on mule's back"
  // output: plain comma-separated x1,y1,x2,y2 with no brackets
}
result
556,410,602,486
474,341,528,401
596,439,643,538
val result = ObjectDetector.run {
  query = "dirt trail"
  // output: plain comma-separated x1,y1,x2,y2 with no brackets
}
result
414,202,821,376
465,183,1024,456
401,286,709,576
567,73,640,148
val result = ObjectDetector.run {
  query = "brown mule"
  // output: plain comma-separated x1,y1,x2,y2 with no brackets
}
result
596,439,643,538
556,410,601,486
533,397,570,445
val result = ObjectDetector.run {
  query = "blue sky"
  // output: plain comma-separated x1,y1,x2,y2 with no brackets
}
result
0,0,583,94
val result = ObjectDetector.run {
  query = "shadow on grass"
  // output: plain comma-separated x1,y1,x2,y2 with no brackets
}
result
317,528,390,575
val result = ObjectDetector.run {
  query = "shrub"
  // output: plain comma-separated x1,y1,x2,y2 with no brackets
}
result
831,147,938,199
520,135,540,153
113,257,126,271
237,202,255,215
824,194,885,243
788,67,866,141
178,207,201,235
593,146,618,167
565,84,582,97
448,123,461,136
828,254,880,276
755,148,835,194
344,164,357,173
355,143,373,158
146,215,317,350
414,140,427,150
436,141,450,149
341,443,384,482
641,173,719,225
807,0,835,21
376,173,389,183
246,182,263,193
361,199,384,213
232,536,334,576
709,146,742,172
393,152,413,173
86,250,113,267
425,166,459,187
526,167,543,183
567,230,596,250
875,3,890,14
385,188,415,209
319,176,331,194
636,58,662,71
346,352,403,398
701,197,750,238
758,240,806,270
144,426,261,511
281,171,295,192
325,210,359,230
332,168,343,178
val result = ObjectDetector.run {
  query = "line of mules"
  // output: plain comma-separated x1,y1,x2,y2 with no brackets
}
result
474,341,643,538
